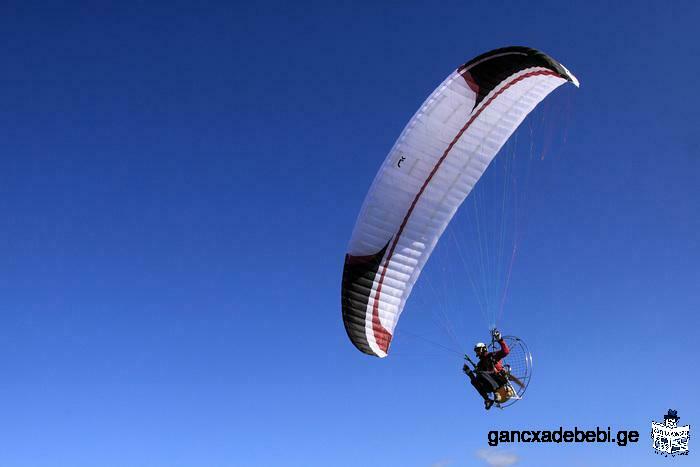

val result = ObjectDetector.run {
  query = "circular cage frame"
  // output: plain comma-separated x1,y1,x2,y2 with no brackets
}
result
488,335,533,408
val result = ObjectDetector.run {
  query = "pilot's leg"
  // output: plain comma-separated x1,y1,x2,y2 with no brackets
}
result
470,373,492,401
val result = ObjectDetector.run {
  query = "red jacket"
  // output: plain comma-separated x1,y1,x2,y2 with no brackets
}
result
476,339,510,373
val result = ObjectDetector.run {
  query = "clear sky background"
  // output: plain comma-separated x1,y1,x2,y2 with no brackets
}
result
2,1,698,466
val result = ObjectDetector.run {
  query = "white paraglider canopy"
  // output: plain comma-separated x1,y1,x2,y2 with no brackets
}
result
341,47,579,358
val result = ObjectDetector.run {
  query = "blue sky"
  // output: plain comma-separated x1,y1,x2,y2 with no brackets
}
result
1,1,699,466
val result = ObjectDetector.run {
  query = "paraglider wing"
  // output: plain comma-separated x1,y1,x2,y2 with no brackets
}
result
342,47,578,357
